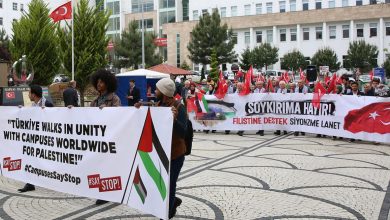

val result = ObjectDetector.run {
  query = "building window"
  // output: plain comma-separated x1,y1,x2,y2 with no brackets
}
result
13,2,17,10
290,0,296,11
256,4,262,14
176,34,180,68
256,31,263,43
202,9,208,16
232,33,238,44
316,0,322,9
267,30,273,43
386,22,390,36
342,55,350,68
356,0,363,5
266,2,272,13
231,6,237,16
160,10,176,24
370,23,377,37
290,28,297,41
316,27,323,39
370,0,377,4
160,0,175,8
302,0,309,10
132,0,153,13
138,19,153,29
0,17,2,26
245,32,250,44
244,4,251,15
0,0,2,9
108,17,120,31
303,28,310,40
342,0,349,7
342,25,350,38
280,29,286,41
220,7,226,17
329,26,336,39
356,24,364,37
20,3,23,11
193,10,199,20
108,1,120,15
279,1,286,12
328,0,335,8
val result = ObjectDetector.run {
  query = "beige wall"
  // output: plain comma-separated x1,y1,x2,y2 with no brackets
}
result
0,62,10,87
124,11,158,33
162,4,390,67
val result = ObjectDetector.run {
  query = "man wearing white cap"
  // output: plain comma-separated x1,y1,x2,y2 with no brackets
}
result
155,78,187,219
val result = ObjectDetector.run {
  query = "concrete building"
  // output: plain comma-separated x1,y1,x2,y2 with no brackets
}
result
162,0,390,71
0,0,31,37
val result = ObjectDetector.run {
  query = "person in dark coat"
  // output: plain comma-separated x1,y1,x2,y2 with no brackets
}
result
363,83,375,96
18,85,53,193
127,79,140,106
63,80,79,107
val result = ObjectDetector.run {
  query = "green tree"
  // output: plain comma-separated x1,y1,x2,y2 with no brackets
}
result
180,60,191,70
115,20,161,69
187,9,236,68
209,48,219,82
347,40,378,72
10,0,60,85
58,0,109,106
239,47,252,71
281,49,307,71
0,28,11,61
251,43,279,70
383,58,390,79
311,47,340,71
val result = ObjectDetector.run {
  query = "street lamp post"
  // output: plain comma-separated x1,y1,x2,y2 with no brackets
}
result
141,0,145,69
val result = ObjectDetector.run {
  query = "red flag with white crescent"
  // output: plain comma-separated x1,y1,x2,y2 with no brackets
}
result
50,1,72,23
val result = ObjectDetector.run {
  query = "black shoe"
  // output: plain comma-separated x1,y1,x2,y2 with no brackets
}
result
225,130,230,134
349,139,355,143
301,132,305,136
294,132,299,136
316,134,321,138
211,130,216,133
175,197,182,207
256,130,261,134
283,131,287,135
259,130,264,136
204,130,209,134
274,131,281,135
95,199,109,205
332,136,337,140
238,131,244,136
18,183,35,193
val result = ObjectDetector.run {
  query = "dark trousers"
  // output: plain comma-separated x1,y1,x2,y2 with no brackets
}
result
169,155,185,215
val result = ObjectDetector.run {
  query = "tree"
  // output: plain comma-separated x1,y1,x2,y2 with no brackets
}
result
347,40,378,72
10,0,60,85
251,43,279,70
180,60,191,70
239,47,252,71
58,0,109,106
115,20,161,69
187,9,236,68
311,47,340,71
383,57,390,79
0,29,11,61
209,48,219,82
281,49,307,71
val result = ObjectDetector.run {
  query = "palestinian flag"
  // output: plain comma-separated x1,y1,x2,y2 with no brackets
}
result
196,92,209,113
133,166,147,204
136,108,169,200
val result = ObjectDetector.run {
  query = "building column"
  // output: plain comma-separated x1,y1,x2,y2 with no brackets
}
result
323,22,327,46
379,18,384,65
297,24,301,49
350,20,354,42
273,25,278,45
250,27,255,49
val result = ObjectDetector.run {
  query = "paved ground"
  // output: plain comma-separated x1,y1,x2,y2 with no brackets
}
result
0,131,390,220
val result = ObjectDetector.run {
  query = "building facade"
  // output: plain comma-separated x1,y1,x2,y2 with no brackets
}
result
163,0,390,71
0,0,31,37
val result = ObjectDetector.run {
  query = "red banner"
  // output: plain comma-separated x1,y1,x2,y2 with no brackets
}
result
154,38,167,47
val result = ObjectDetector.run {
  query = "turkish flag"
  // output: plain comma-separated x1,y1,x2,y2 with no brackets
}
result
344,102,390,134
267,78,274,93
5,92,15,99
312,81,326,109
215,71,228,99
50,1,72,23
369,70,374,81
327,73,337,94
174,93,181,101
186,97,197,113
239,66,252,96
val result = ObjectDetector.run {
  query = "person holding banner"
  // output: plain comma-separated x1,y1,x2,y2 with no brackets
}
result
253,81,266,136
89,69,120,205
293,80,308,136
63,80,79,107
18,84,54,193
154,78,187,219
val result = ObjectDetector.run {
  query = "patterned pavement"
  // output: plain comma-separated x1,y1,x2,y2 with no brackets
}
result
0,131,390,220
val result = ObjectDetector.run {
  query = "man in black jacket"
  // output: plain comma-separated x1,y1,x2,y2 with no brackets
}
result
63,80,79,107
18,84,53,193
127,80,140,106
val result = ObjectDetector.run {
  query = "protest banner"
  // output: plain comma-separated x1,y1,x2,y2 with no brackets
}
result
0,106,173,219
188,93,390,143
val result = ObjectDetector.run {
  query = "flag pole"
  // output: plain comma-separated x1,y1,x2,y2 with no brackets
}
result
71,0,74,81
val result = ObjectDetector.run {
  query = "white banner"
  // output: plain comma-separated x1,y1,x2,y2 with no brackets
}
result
0,106,173,220
189,94,390,143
